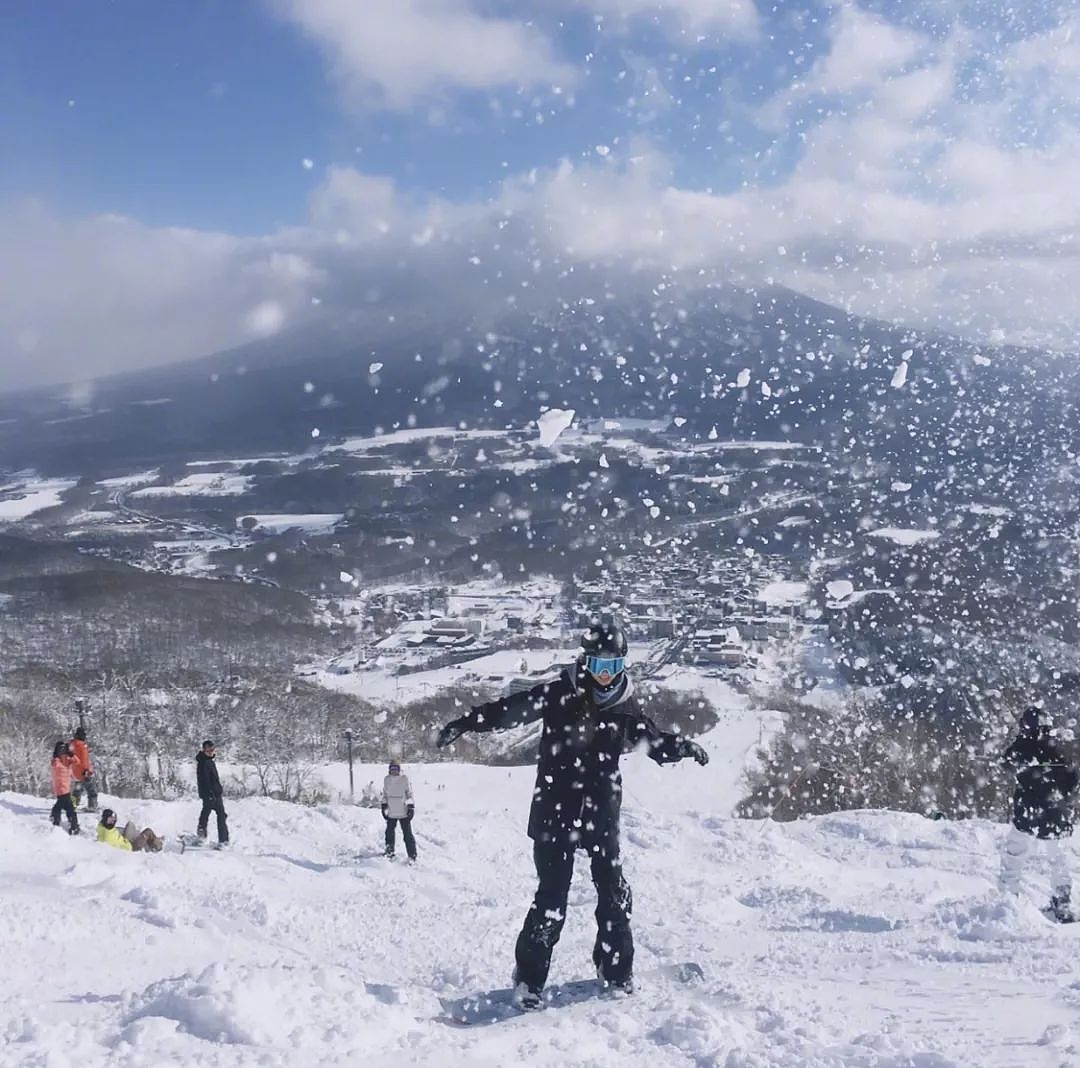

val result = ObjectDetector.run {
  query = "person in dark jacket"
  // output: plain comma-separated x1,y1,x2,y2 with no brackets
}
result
195,740,229,845
437,614,708,1008
1000,706,1078,921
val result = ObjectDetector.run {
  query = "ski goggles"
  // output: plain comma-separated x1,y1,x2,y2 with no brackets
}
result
585,655,626,677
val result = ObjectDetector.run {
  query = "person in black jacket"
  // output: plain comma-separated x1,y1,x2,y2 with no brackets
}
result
196,740,229,845
1000,706,1078,921
437,614,708,1008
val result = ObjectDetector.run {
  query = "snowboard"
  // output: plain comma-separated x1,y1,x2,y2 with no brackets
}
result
439,961,704,1027
178,834,226,853
1041,906,1076,925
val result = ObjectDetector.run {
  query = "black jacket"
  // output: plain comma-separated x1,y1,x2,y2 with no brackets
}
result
464,666,694,853
1004,730,1078,839
196,751,223,801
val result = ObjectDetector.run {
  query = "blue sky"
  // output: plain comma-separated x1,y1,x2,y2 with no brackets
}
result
2,0,1079,389
0,0,828,231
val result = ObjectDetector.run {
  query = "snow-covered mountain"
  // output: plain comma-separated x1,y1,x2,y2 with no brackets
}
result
3,283,1077,486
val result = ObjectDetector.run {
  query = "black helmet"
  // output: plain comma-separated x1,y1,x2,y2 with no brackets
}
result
581,614,628,659
580,614,628,684
1021,706,1051,734
100,809,117,828
52,740,70,759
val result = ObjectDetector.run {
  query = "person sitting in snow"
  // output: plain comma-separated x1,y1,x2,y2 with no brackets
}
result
381,762,417,861
96,808,164,852
50,740,80,835
436,613,709,1009
69,725,98,814
1000,706,1079,922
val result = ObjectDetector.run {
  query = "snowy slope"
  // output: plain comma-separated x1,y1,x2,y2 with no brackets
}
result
3,721,1080,1066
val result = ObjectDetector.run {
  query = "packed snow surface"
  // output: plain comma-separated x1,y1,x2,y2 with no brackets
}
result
826,579,855,601
4,712,1079,1066
757,580,810,606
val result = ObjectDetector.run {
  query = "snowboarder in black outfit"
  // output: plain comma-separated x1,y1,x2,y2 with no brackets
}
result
436,614,709,1008
1000,706,1079,921
195,740,229,845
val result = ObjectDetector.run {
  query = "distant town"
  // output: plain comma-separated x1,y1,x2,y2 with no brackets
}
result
312,545,821,707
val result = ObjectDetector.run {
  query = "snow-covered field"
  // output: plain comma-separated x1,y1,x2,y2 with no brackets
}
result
0,477,78,522
131,473,254,498
236,513,344,535
3,711,1079,1066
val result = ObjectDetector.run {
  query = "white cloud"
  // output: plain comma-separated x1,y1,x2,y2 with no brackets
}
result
580,0,760,36
0,202,320,390
758,2,929,134
1006,16,1080,78
802,4,925,95
268,0,575,109
6,4,1080,390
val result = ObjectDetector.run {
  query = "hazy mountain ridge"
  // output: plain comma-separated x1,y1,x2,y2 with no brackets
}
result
3,283,1078,486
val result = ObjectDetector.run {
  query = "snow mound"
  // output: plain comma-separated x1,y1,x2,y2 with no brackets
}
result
122,961,406,1050
932,896,1047,943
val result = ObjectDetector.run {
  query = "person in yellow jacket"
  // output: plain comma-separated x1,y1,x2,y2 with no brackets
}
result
96,809,163,852
96,809,132,851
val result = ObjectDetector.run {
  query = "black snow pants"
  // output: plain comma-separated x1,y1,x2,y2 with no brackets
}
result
384,817,417,860
514,838,633,992
197,797,229,843
51,793,79,833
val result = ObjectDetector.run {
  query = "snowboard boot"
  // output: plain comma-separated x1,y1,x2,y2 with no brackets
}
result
1050,888,1075,924
511,969,543,1010
596,965,634,996
512,982,542,1010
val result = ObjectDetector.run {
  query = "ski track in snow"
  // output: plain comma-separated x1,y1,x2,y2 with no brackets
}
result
2,717,1079,1067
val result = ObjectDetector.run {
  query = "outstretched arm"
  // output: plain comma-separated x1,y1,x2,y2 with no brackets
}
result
1003,738,1028,771
437,675,567,747
624,711,709,766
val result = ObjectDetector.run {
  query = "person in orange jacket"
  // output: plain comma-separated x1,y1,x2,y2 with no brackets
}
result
70,726,98,813
50,740,80,835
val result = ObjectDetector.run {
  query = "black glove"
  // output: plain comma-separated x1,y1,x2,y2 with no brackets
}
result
381,804,389,819
682,739,709,766
437,718,468,748
406,804,415,819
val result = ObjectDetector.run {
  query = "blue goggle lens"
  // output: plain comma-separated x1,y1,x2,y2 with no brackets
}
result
586,655,625,676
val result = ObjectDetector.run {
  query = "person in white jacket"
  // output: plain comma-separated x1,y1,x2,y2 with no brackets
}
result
381,762,417,861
